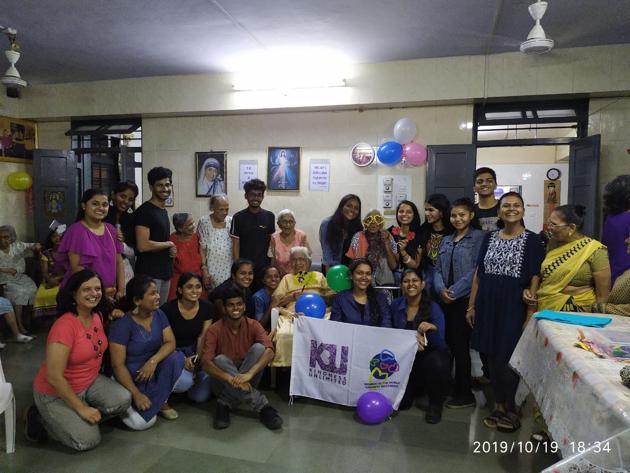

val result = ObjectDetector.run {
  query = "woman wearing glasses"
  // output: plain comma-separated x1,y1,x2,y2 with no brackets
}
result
528,205,610,312
346,209,398,286
27,270,131,451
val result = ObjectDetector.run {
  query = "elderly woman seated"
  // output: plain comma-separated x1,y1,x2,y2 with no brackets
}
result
0,224,40,333
270,246,334,367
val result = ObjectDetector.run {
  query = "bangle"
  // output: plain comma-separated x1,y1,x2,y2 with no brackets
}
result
403,256,412,264
466,306,475,312
149,358,156,364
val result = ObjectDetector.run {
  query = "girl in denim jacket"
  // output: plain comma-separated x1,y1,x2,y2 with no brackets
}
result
434,198,484,409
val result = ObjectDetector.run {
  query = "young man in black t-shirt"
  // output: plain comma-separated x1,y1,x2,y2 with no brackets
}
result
134,166,176,302
230,179,275,291
473,167,500,232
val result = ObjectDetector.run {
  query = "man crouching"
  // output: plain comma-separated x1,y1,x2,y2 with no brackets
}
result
202,287,283,430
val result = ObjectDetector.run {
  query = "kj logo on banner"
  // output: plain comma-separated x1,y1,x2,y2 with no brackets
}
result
290,317,417,409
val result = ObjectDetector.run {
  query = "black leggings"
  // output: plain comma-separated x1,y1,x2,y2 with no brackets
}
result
487,355,520,412
404,349,451,405
443,298,472,397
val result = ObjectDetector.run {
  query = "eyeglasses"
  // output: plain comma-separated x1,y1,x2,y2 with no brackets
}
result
85,327,103,358
363,215,384,225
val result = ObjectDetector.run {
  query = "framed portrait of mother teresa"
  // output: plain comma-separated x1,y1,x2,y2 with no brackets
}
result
196,151,227,197
267,147,300,191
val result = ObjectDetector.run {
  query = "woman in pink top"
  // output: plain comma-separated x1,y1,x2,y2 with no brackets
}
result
57,189,125,300
26,269,131,451
268,209,311,277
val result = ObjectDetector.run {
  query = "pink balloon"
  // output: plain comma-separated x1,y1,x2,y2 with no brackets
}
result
403,142,427,166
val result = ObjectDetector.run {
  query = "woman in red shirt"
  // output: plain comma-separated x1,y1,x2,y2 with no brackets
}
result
26,269,131,451
167,213,206,301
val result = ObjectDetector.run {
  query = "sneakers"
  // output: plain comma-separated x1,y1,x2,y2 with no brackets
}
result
445,394,476,409
16,333,34,343
24,405,48,443
259,405,283,430
425,404,443,424
213,403,231,430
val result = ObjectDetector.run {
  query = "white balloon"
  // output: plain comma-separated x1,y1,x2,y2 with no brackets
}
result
393,118,417,144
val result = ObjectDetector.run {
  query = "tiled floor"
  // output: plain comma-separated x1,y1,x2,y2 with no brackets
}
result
0,336,560,473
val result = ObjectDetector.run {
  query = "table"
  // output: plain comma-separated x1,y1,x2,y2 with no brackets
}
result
510,313,630,460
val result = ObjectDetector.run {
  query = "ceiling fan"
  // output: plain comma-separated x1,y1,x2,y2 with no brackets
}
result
520,0,554,54
0,26,27,97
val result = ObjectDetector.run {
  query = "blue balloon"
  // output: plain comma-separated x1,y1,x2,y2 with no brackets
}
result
377,141,403,166
295,293,326,319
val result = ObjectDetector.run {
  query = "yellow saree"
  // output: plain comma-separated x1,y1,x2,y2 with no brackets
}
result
537,237,605,312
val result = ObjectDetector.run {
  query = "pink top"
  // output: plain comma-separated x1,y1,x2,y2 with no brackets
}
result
57,222,123,289
268,229,311,276
33,313,108,396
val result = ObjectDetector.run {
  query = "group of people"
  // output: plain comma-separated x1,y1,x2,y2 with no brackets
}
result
7,163,627,451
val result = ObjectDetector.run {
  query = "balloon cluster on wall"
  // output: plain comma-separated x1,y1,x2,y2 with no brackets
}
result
6,171,32,190
377,118,427,167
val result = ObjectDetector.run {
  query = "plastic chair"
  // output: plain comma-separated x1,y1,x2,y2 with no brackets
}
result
0,355,16,453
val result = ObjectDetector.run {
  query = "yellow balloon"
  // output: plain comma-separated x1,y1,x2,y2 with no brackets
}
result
7,171,33,191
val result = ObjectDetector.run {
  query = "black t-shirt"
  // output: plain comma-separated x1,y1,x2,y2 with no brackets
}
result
230,208,275,274
134,201,172,280
160,299,213,349
474,203,500,232
418,227,451,268
208,279,256,320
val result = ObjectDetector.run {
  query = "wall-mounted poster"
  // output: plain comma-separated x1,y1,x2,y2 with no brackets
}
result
196,151,227,197
309,160,330,192
543,179,561,231
268,147,300,191
239,160,258,190
44,190,65,218
0,116,37,161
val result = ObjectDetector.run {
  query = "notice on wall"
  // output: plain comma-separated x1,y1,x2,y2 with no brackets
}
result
309,160,330,192
378,175,412,218
239,160,258,190
543,179,561,231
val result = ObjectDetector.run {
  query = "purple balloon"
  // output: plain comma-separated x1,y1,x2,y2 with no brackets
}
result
356,391,393,424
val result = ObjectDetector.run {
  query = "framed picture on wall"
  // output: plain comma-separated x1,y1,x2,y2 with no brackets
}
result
267,147,300,191
0,116,37,162
196,151,227,197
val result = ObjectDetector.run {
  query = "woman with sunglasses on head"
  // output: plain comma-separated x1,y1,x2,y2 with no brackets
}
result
388,200,423,283
346,209,398,286
27,269,131,451
434,197,484,410
530,205,610,312
391,269,450,423
467,192,544,433
319,194,362,273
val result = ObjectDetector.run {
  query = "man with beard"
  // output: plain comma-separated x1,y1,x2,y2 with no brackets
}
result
134,167,177,302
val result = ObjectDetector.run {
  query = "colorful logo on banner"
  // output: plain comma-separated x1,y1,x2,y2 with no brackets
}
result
366,350,400,389
309,340,349,386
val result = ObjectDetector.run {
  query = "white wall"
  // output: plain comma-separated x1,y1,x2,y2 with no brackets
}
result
481,163,569,232
142,105,472,263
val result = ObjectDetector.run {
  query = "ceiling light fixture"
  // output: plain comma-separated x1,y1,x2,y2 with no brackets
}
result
520,1,554,55
0,26,27,97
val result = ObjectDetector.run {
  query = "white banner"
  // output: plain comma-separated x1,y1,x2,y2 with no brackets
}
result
289,317,417,410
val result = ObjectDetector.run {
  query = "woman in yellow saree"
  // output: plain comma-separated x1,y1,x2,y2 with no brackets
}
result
535,205,610,312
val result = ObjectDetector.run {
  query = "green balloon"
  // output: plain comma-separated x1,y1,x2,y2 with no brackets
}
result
327,264,352,292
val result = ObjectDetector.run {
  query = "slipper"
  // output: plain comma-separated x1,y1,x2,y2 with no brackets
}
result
158,407,179,420
483,410,505,429
496,411,521,433
531,430,551,443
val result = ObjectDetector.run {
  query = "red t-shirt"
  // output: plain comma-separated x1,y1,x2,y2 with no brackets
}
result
33,312,108,396
202,317,273,366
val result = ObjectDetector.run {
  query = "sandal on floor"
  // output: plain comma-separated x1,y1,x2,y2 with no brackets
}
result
496,411,521,433
483,410,505,429
530,430,551,443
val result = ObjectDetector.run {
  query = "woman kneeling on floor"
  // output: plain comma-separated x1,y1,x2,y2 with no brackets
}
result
27,269,131,451
109,275,185,429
